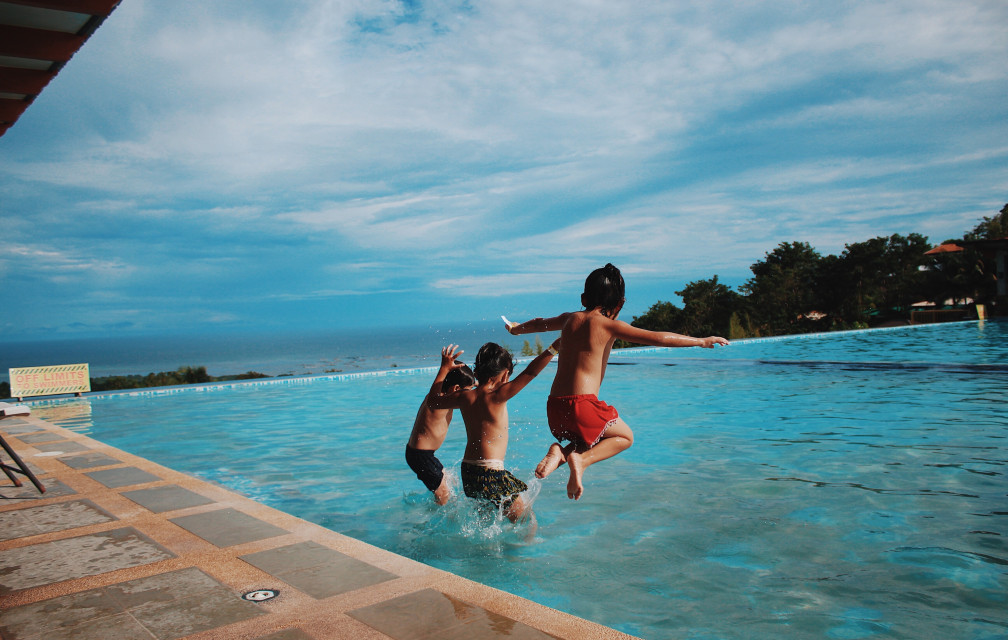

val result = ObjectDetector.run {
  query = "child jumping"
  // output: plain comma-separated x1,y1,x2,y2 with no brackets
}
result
427,340,560,526
505,263,728,500
406,344,476,505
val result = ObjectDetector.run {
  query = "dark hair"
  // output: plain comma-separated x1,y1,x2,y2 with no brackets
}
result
582,263,625,315
473,342,514,383
442,362,476,391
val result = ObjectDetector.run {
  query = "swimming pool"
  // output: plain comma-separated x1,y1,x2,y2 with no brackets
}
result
31,321,1008,639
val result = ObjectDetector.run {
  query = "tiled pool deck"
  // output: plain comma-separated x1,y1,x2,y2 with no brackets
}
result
1,414,637,640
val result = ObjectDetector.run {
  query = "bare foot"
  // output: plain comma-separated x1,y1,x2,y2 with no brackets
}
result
566,451,584,500
536,442,565,479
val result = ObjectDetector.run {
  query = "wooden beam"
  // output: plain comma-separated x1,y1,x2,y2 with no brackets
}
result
0,24,85,62
1,0,121,16
0,66,55,95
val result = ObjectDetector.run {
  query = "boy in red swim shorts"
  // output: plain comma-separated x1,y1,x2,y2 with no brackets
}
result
505,263,728,500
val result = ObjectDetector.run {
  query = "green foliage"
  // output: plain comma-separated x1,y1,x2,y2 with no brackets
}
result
965,203,1008,241
0,381,9,399
89,366,267,392
621,203,1007,341
521,340,535,356
521,337,545,355
676,275,748,337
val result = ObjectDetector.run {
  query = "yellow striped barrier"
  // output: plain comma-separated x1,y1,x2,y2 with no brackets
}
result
9,363,90,399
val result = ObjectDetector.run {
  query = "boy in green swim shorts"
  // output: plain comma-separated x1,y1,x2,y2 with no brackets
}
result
427,340,560,527
505,263,728,501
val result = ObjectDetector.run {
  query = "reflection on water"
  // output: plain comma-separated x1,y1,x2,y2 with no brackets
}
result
28,320,1008,640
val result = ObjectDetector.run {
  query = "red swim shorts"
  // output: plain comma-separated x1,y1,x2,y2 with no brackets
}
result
547,394,619,447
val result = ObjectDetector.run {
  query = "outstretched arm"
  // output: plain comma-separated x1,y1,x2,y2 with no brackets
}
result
612,321,728,348
496,338,561,401
504,313,571,335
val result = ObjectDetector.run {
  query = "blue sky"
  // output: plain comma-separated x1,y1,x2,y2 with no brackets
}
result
2,0,1006,340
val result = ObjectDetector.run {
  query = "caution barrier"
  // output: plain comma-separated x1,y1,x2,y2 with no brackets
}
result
9,363,91,399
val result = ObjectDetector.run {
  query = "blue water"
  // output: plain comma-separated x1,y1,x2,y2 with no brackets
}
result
27,321,1008,639
0,320,512,382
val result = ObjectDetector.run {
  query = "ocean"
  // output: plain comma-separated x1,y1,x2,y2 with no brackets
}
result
0,320,539,384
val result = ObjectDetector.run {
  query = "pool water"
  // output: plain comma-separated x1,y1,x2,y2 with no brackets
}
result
32,321,1008,639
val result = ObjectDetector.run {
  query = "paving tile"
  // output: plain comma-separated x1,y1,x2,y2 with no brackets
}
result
0,499,115,541
58,451,122,469
0,567,257,640
169,508,288,547
85,466,161,488
32,613,156,640
0,588,124,640
130,584,266,638
254,629,316,640
0,479,75,500
237,541,340,574
0,527,175,594
348,589,560,640
105,567,225,609
241,541,397,599
121,485,214,513
0,421,42,434
35,441,89,454
16,432,66,444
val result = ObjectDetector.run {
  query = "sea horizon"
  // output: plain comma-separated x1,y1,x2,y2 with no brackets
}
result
0,319,538,384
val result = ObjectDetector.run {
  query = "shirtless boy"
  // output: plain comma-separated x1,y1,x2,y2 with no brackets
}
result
505,263,728,500
427,340,559,526
406,344,476,505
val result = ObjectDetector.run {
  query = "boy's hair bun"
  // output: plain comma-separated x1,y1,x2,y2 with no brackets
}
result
473,342,514,383
582,263,625,314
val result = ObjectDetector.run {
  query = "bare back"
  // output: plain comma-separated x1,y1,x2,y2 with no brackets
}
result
459,387,511,461
550,309,617,397
408,401,452,450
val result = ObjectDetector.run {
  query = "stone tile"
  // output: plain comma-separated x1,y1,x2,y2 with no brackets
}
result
0,527,175,594
130,585,266,638
348,589,560,640
254,629,316,640
35,441,89,455
85,466,161,488
31,613,155,640
0,509,40,540
0,421,41,434
58,451,122,469
241,541,397,600
0,588,123,640
0,499,115,540
0,479,75,499
0,568,254,640
0,479,75,500
237,541,338,574
16,432,66,444
105,567,224,609
169,508,288,547
121,485,214,513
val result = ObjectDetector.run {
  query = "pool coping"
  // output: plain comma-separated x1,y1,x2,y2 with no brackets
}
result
1,413,639,640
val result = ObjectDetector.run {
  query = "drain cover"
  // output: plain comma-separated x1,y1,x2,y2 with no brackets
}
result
242,589,279,602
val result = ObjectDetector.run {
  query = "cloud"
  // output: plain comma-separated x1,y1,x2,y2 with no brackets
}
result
1,0,1006,337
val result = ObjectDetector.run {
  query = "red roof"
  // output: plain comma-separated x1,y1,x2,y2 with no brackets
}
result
924,243,963,255
0,0,121,137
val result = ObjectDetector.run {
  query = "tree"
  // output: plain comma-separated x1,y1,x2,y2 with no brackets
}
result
837,233,931,319
964,203,1008,241
630,300,683,332
675,276,747,337
742,242,822,334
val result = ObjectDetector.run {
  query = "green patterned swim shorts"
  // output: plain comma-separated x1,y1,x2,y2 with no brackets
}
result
460,461,527,508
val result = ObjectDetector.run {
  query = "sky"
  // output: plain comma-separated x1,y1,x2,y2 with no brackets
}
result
1,0,1007,340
